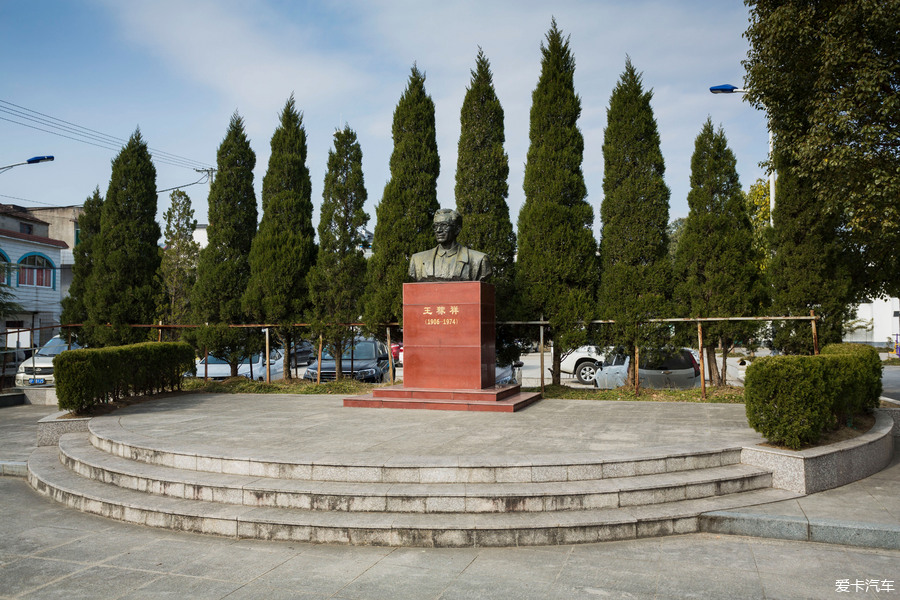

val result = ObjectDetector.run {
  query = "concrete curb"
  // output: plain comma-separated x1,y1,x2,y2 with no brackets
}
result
740,410,895,494
700,510,900,551
0,460,27,477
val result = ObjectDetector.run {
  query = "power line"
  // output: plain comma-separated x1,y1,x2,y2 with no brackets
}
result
0,99,214,171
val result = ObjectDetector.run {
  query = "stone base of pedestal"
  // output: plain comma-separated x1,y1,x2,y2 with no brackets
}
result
343,280,542,412
344,384,541,412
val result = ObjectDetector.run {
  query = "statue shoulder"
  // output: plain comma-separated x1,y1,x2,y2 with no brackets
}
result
463,247,489,263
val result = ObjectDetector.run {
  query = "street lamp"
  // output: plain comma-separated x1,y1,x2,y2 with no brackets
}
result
710,84,775,225
0,155,54,175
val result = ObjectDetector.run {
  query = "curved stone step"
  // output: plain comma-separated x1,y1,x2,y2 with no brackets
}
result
87,418,745,484
28,445,801,547
59,434,774,513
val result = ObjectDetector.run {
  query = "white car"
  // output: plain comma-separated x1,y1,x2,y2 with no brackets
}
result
191,349,285,381
559,345,605,384
15,335,81,387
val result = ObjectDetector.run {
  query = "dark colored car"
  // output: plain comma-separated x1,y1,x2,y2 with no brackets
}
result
303,338,394,383
289,340,316,368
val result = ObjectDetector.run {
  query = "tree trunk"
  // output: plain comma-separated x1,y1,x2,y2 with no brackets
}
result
551,345,561,386
705,345,720,386
719,337,731,387
335,341,344,380
283,330,292,380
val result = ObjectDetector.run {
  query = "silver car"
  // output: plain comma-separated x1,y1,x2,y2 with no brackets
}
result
594,347,701,390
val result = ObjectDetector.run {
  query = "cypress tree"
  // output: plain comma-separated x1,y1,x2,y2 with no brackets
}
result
85,131,161,346
517,20,596,384
455,49,519,364
61,187,103,343
363,65,440,330
193,112,258,374
599,58,672,372
307,125,369,378
159,189,200,337
674,119,766,383
769,153,854,354
242,96,317,377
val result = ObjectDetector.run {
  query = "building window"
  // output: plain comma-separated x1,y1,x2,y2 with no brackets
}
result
18,255,53,288
19,223,33,235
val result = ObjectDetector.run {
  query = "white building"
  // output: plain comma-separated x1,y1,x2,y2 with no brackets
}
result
0,205,68,355
844,297,900,350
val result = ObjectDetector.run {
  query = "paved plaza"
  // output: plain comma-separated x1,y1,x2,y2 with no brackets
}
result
1,395,899,598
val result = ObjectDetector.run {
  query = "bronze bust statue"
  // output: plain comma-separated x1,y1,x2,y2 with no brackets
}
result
408,209,492,282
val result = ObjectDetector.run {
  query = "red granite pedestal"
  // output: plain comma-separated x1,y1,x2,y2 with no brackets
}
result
344,282,541,412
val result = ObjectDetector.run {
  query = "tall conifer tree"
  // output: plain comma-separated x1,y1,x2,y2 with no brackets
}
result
674,119,765,383
364,66,440,329
61,187,103,344
159,189,199,337
517,20,596,384
455,49,518,363
599,59,672,372
193,113,258,375
85,131,161,346
308,126,369,378
769,154,853,354
243,96,317,377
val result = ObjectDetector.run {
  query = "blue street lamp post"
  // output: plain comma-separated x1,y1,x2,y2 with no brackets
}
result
0,155,55,175
710,84,775,225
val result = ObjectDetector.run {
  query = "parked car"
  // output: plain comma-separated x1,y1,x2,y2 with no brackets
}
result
390,343,402,363
15,335,82,387
559,345,605,384
191,349,285,381
594,347,701,390
303,338,394,383
288,340,315,368
495,361,524,386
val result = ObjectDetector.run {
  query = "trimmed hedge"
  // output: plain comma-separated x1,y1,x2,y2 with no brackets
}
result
745,343,883,449
54,342,196,414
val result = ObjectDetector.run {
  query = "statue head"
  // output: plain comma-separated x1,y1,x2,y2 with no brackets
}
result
433,208,462,245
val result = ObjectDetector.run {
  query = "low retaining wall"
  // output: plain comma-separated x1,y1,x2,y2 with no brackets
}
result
742,410,895,495
37,411,90,447
20,387,58,406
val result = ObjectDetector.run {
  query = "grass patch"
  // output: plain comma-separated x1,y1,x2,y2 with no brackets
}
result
181,376,383,395
181,377,746,403
521,385,745,403
883,357,900,366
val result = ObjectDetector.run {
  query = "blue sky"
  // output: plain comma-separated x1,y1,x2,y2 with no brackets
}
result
1,1,768,239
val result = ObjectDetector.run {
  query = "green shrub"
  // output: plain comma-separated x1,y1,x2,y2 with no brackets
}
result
821,343,882,415
745,356,833,449
745,343,883,449
54,342,195,414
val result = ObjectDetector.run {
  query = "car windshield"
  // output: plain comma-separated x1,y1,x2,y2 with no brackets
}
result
322,342,376,361
36,337,79,357
201,355,259,365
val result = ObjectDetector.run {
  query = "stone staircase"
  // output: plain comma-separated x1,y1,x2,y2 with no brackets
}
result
27,418,800,547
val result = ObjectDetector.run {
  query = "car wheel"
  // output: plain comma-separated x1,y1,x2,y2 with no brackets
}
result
575,361,600,384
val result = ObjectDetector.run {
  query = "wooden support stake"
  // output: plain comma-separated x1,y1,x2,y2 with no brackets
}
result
811,309,819,355
634,345,640,395
264,328,271,383
386,327,394,384
697,321,706,401
539,317,545,395
317,335,323,384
